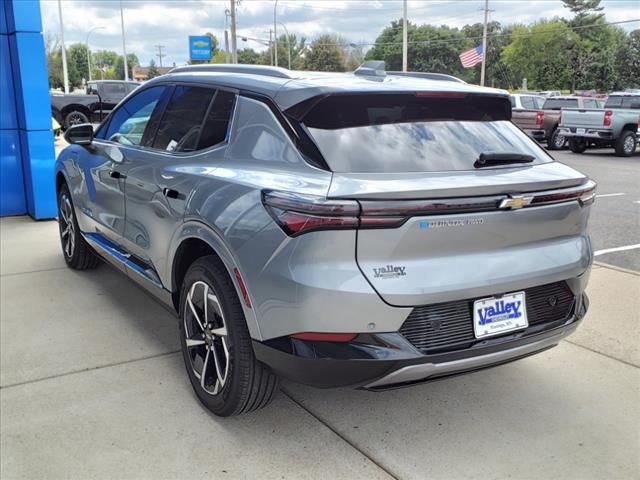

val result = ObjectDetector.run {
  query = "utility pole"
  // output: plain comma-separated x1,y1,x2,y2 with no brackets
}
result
57,0,69,93
120,0,129,80
154,45,166,67
86,26,105,82
273,0,278,67
480,0,489,87
224,30,230,63
230,0,238,63
402,0,408,72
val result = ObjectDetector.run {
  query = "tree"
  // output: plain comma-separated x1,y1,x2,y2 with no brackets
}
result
115,53,139,80
302,35,346,72
366,20,469,79
237,48,259,64
616,29,640,89
146,59,160,79
275,34,307,69
68,43,90,83
562,0,604,17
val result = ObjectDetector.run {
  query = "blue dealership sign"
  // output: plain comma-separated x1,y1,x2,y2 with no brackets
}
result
189,35,212,61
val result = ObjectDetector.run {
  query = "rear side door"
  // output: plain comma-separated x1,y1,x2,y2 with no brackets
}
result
122,84,236,288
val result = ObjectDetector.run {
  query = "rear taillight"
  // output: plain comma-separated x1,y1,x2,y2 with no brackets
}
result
262,191,404,236
536,111,544,128
530,179,597,207
604,110,612,127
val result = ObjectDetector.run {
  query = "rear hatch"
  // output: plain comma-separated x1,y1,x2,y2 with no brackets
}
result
296,92,594,306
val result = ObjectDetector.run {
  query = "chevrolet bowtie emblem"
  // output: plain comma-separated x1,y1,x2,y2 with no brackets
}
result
499,195,534,209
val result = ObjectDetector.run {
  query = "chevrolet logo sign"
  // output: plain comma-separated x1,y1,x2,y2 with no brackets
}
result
499,195,534,209
193,40,208,47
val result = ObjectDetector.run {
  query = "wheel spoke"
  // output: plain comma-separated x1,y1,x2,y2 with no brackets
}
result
200,348,211,389
185,337,206,348
212,337,229,392
202,282,210,325
187,284,205,332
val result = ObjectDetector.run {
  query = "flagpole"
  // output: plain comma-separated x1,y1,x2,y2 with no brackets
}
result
480,0,489,86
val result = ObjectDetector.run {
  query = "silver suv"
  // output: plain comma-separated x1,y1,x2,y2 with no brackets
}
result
55,64,595,416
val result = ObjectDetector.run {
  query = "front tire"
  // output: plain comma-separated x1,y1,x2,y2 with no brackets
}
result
178,256,279,416
568,138,587,154
614,130,637,157
58,185,100,270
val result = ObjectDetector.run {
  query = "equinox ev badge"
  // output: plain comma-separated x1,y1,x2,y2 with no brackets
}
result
373,265,406,279
499,195,534,210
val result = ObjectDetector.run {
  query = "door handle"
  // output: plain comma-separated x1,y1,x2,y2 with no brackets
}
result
109,170,126,179
163,188,185,200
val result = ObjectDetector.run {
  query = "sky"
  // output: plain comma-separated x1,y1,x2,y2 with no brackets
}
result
40,0,640,68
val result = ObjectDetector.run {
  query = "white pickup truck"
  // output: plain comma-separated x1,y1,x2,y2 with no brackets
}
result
558,92,640,157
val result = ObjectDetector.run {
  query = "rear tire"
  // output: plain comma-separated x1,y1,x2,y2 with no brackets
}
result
57,184,100,270
614,130,637,157
547,128,565,150
178,256,279,416
568,138,587,154
64,110,89,129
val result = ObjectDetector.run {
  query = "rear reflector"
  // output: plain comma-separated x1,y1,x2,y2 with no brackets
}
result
234,268,252,308
290,332,357,342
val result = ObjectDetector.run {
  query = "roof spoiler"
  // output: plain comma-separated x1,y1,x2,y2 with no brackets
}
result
354,60,386,78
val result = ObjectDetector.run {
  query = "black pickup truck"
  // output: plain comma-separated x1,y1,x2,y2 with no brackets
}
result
50,80,139,129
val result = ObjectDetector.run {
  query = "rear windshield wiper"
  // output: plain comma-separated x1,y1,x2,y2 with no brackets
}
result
474,152,535,168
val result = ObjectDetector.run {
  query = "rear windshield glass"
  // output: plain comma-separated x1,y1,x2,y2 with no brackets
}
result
604,96,640,109
299,94,550,173
543,98,578,109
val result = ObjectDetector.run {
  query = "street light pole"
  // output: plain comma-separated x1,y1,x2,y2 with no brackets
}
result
402,0,408,72
57,0,69,93
273,0,278,67
119,0,129,81
480,0,489,87
86,26,105,83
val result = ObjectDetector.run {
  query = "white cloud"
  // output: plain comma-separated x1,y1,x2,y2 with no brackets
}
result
40,0,639,67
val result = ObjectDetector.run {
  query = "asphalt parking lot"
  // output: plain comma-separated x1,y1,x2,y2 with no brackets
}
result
1,147,639,479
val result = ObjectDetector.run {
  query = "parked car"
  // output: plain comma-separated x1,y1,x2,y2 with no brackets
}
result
538,90,562,97
511,96,602,150
55,64,595,416
510,94,545,110
558,92,640,156
388,71,466,83
50,80,139,129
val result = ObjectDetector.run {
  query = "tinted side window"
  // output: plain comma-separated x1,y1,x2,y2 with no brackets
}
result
197,90,235,149
521,96,535,109
103,83,126,97
153,86,214,152
583,99,598,108
105,86,166,146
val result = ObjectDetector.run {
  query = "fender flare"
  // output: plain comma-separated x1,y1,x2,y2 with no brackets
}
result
167,220,263,341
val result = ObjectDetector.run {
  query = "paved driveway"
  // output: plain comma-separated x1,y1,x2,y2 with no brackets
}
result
1,217,639,480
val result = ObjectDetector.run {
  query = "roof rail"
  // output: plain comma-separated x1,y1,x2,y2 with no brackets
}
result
169,64,296,79
354,60,386,77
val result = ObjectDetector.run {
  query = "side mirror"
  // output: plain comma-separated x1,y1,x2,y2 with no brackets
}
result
64,123,94,146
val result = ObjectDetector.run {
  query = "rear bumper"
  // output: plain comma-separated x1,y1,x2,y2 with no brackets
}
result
558,127,614,140
253,292,589,390
524,129,546,141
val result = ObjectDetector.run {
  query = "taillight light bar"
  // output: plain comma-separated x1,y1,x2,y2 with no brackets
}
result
263,179,596,237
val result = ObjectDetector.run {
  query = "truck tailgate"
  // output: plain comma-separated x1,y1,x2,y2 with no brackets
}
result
561,108,605,128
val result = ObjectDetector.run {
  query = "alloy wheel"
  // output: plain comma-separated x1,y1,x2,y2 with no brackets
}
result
59,192,76,258
624,135,635,154
553,133,565,149
183,280,230,395
67,113,85,126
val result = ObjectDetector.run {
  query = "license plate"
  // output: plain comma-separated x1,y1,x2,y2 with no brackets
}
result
473,292,528,339
576,128,586,134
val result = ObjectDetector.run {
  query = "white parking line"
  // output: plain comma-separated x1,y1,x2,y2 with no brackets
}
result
596,193,626,198
594,244,640,256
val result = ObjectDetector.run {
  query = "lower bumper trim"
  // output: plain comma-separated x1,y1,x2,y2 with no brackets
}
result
364,328,569,389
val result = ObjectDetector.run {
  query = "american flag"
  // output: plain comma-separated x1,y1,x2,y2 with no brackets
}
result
459,44,484,68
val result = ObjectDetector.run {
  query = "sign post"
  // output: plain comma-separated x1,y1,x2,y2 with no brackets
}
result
189,35,212,61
